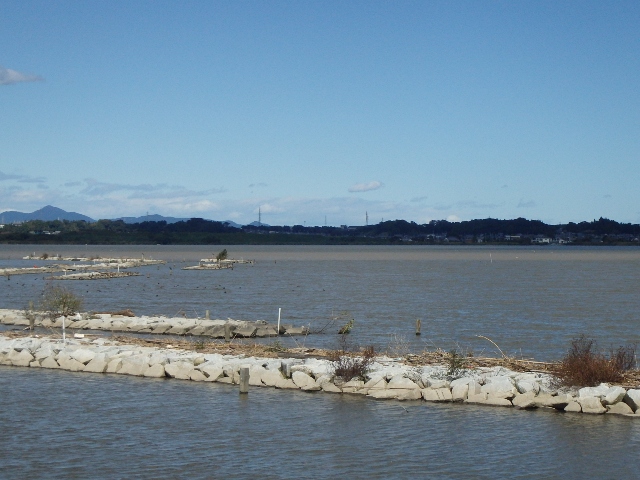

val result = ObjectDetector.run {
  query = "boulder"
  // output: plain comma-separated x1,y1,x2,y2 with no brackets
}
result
564,401,582,413
368,389,403,400
607,402,634,415
167,325,189,335
623,389,640,412
234,326,257,338
579,397,606,414
143,364,166,378
422,388,453,402
451,384,469,402
275,377,299,389
8,349,34,367
69,348,96,365
397,389,423,401
602,386,627,406
106,358,123,373
515,379,540,395
40,356,60,369
261,370,284,387
364,377,387,391
249,366,267,386
427,379,450,389
57,355,86,372
118,357,149,376
387,375,420,390
152,324,172,334
341,379,365,393
541,394,573,410
481,376,516,399
320,381,342,393
292,371,317,390
484,396,513,407
198,364,224,382
578,384,609,399
189,370,208,382
164,361,194,380
466,392,489,404
512,392,538,409
84,354,109,373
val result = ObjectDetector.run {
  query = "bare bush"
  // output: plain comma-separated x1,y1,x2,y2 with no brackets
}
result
40,284,83,318
329,345,375,381
554,335,637,387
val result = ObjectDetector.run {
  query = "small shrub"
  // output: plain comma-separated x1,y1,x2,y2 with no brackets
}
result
554,335,637,387
446,349,467,378
338,318,354,334
40,284,83,318
216,249,228,262
329,345,375,381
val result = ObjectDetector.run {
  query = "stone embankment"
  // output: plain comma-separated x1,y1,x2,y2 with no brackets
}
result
1,258,164,277
0,309,308,338
1,334,639,417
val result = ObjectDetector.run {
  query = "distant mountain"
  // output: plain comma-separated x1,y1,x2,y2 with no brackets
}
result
114,214,190,224
246,221,270,227
0,205,94,223
114,214,243,228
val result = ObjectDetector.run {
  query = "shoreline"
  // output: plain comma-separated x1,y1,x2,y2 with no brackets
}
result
2,332,639,418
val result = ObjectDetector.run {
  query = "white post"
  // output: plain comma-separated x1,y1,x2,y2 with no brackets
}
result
277,308,281,336
62,316,66,345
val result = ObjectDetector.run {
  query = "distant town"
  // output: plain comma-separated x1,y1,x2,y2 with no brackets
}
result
0,205,638,245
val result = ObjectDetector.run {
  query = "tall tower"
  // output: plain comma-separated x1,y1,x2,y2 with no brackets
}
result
258,207,261,225
366,211,369,226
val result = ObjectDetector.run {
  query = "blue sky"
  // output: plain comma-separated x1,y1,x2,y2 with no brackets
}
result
1,1,639,225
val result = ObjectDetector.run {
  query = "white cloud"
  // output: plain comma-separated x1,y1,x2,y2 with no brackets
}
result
0,66,43,85
348,181,383,193
446,215,461,222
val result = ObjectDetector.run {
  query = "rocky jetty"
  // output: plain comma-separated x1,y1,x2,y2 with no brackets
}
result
0,309,309,338
1,334,639,417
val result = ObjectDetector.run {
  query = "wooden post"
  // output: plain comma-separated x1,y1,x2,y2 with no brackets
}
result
239,367,249,394
224,323,231,343
205,310,210,320
415,318,421,336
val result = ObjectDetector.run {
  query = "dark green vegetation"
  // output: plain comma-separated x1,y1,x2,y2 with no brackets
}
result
554,335,637,387
1,216,639,245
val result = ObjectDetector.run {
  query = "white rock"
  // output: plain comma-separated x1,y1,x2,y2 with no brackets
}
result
8,349,34,367
427,379,450,389
106,358,123,373
57,355,86,372
275,377,299,389
481,376,516,399
261,370,284,387
515,379,540,395
40,356,60,369
164,361,194,380
397,389,423,401
292,371,316,389
341,379,365,393
143,364,166,378
249,366,267,386
607,402,634,415
451,384,469,402
84,354,108,373
565,401,582,413
602,386,627,406
578,384,610,399
579,396,606,414
199,365,224,382
387,375,419,390
422,388,453,402
189,370,208,382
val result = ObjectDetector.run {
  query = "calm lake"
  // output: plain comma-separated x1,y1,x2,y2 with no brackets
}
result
1,244,639,478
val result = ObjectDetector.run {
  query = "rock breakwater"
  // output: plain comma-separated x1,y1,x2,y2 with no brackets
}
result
2,334,639,418
0,309,309,338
